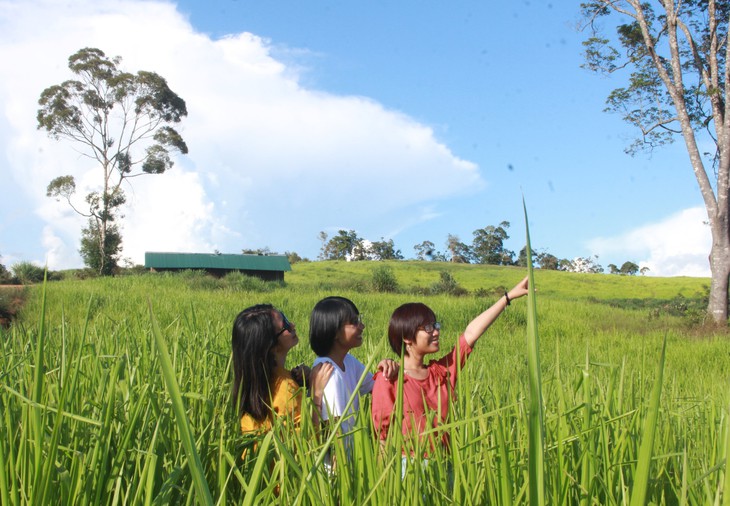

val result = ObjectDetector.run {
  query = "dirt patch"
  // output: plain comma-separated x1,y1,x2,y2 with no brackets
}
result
0,285,26,329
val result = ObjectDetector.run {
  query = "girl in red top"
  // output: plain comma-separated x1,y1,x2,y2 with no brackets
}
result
371,277,529,451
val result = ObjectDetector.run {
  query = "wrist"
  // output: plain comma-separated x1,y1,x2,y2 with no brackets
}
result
504,291,511,306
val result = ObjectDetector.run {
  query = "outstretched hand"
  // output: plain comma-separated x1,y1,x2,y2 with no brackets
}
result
507,276,530,301
377,358,399,381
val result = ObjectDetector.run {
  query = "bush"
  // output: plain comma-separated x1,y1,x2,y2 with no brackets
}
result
429,271,468,296
0,262,11,284
371,265,399,293
11,261,45,285
473,286,507,299
221,271,277,292
0,286,26,325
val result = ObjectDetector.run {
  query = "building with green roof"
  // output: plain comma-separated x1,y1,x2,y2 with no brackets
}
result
144,252,291,281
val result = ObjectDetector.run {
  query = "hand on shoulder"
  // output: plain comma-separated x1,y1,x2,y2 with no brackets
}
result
377,358,399,382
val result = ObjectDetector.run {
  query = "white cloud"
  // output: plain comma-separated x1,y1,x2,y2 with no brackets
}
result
0,0,482,268
587,206,711,277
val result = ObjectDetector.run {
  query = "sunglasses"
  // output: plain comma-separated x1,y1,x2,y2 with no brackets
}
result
275,312,294,337
417,322,441,334
348,314,364,326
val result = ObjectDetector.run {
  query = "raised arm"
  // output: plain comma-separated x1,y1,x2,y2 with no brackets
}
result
463,276,530,348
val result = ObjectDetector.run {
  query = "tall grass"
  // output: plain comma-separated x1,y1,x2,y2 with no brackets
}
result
0,265,727,504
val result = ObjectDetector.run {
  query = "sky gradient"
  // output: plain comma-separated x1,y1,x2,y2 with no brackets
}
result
0,0,711,276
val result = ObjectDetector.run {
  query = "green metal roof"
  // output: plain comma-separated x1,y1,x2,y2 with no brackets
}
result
144,252,291,272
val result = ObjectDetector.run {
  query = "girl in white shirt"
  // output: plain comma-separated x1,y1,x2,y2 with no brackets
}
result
309,296,397,439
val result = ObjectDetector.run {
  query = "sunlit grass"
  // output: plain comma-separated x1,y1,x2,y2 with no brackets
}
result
0,263,727,504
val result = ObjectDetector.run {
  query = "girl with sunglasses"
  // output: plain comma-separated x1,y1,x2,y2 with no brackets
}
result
232,304,334,436
371,277,529,451
309,296,398,444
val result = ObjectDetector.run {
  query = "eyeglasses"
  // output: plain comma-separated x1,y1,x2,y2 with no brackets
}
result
275,312,294,338
417,322,441,334
347,314,364,326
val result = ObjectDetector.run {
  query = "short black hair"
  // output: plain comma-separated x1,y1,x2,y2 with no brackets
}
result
388,302,436,356
309,296,359,357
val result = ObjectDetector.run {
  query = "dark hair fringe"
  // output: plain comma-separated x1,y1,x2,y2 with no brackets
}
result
387,302,435,356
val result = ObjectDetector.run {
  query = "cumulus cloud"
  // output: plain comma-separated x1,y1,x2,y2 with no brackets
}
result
0,0,482,268
587,207,711,277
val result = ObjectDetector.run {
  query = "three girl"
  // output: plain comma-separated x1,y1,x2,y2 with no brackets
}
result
232,276,530,455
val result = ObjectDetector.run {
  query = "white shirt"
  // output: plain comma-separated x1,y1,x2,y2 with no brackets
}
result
312,354,374,435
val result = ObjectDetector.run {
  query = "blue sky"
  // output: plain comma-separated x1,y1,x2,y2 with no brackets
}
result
0,0,710,276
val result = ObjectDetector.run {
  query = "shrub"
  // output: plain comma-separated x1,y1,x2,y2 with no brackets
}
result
429,271,468,296
221,271,277,292
0,262,11,284
11,261,45,285
473,286,507,299
371,265,399,293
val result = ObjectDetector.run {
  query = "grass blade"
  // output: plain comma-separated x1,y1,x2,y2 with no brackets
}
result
148,300,214,506
629,333,667,506
523,197,545,506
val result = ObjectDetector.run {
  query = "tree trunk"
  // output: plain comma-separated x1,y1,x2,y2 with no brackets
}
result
708,223,730,323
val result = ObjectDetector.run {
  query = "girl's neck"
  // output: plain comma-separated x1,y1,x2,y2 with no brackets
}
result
404,353,425,371
273,349,288,370
328,342,350,370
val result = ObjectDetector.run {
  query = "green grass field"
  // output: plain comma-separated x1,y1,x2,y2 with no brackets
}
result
1,262,727,504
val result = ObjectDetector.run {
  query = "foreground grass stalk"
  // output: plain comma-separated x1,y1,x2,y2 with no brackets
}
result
30,273,48,502
523,198,545,506
148,300,214,506
720,400,730,506
629,334,667,506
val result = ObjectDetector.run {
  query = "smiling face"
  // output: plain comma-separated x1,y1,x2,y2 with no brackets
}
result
408,320,441,356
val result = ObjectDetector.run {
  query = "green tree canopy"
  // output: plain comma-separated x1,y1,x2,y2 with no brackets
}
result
620,261,640,275
446,234,472,263
319,230,362,260
472,222,514,265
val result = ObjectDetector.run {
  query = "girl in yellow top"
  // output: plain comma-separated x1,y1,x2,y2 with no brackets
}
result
232,304,333,435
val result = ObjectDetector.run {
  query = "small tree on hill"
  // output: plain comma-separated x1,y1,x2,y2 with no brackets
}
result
472,222,514,265
620,261,640,276
413,240,435,260
319,230,362,260
370,238,404,260
536,252,560,270
446,234,472,263
566,256,604,274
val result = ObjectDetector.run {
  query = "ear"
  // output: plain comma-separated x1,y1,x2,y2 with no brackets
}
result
402,336,414,353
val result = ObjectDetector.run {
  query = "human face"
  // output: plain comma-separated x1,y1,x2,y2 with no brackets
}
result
273,311,298,352
411,320,440,355
335,314,365,351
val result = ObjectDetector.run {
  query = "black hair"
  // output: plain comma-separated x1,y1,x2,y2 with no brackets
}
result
231,304,278,420
309,296,359,357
